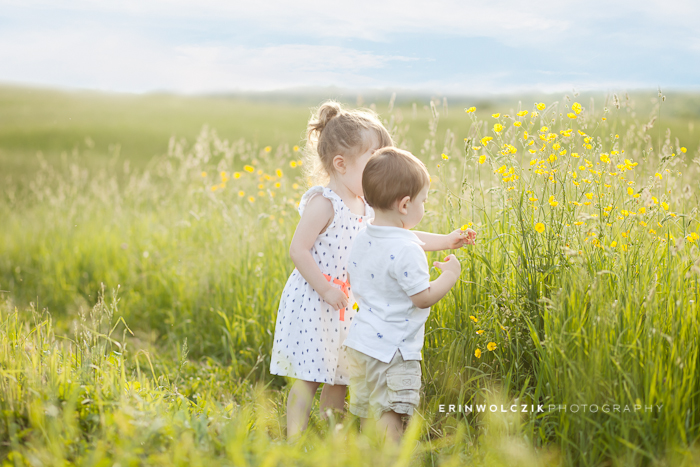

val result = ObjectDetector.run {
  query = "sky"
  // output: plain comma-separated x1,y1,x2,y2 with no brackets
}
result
1,0,699,95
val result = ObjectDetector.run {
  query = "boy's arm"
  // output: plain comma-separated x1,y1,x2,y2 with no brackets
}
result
414,229,476,252
409,255,461,309
289,195,347,310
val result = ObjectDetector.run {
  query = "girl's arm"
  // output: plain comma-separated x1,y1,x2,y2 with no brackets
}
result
413,228,477,251
289,194,348,311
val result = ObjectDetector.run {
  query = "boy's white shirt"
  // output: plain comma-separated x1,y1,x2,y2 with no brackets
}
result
343,220,431,363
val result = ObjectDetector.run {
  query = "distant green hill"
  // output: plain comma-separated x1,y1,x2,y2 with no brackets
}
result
2,84,698,179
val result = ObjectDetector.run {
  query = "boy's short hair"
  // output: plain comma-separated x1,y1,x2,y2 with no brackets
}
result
363,147,430,210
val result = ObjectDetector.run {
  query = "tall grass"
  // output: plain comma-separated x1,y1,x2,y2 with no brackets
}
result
1,93,700,465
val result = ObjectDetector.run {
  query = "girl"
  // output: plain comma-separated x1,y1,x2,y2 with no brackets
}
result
270,100,475,440
270,100,392,440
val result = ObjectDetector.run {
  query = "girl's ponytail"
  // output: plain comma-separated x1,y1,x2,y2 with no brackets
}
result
307,100,342,142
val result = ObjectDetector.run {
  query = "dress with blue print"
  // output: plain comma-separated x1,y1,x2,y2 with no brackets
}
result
270,186,373,384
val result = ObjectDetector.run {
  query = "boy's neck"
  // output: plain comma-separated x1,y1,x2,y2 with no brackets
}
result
371,209,407,229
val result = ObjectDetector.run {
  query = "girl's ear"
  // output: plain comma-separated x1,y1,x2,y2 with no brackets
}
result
397,195,411,215
332,155,346,174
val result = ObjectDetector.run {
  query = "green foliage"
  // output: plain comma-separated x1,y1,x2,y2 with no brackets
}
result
2,89,700,465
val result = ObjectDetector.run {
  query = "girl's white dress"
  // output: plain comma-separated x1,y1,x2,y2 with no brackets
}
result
270,186,373,385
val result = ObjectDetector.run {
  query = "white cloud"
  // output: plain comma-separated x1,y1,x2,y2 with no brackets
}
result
9,0,698,44
3,0,574,42
0,26,417,92
1,0,698,92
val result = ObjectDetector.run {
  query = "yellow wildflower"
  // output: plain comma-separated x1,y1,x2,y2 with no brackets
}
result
244,165,255,173
517,110,528,117
478,155,487,164
487,342,497,351
535,223,545,233
264,146,272,152
536,103,546,111
465,107,476,113
572,102,582,114
442,153,449,160
492,113,500,118
493,123,503,133
470,315,478,323
475,348,482,358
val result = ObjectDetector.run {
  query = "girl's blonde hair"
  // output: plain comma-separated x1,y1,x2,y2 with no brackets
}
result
303,100,393,185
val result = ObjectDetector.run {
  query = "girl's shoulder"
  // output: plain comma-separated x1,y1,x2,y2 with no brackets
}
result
298,186,342,217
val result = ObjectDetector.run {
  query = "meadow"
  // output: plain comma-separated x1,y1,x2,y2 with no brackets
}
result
1,85,700,466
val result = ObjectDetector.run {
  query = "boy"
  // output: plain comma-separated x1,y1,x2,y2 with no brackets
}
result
343,147,467,443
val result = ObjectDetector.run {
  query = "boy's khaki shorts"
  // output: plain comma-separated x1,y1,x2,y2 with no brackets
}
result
344,346,422,420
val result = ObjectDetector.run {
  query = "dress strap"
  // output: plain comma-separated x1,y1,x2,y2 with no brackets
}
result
298,186,325,216
297,186,342,232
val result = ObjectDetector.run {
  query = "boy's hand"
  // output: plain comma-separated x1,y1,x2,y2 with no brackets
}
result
445,228,477,248
460,227,477,246
433,254,461,279
321,287,349,311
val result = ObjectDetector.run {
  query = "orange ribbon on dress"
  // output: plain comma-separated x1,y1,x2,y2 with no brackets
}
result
323,273,350,321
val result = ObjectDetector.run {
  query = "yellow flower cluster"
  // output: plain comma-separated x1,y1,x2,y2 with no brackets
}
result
463,99,689,253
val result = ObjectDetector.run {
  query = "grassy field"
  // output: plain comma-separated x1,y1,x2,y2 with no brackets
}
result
2,85,700,466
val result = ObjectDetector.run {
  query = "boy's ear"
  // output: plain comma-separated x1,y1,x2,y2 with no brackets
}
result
332,155,346,174
397,195,411,215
